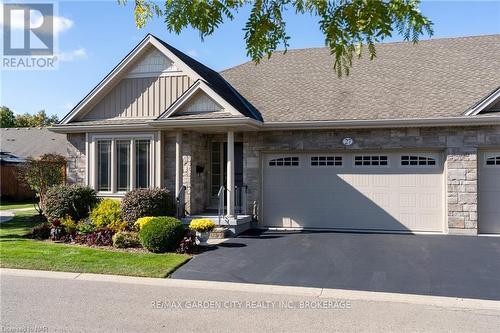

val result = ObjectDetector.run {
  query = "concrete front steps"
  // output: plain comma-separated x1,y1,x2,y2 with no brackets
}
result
181,214,252,237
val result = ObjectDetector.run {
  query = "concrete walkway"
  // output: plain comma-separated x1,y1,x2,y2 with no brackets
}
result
0,207,36,223
1,268,499,332
0,210,15,223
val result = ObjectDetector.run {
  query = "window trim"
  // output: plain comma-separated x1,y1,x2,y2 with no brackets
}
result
89,133,156,195
353,155,389,168
96,140,112,192
400,154,438,168
116,140,132,192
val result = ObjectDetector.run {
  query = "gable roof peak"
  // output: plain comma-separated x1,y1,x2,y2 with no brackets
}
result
59,33,262,124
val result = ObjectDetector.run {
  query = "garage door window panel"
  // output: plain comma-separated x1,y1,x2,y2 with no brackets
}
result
401,155,437,167
268,156,300,167
485,155,500,166
354,155,388,167
311,156,342,167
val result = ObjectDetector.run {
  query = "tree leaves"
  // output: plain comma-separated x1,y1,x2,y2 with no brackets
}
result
0,107,59,128
121,0,433,76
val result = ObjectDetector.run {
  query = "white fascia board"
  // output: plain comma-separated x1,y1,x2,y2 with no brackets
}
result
51,115,500,134
464,87,500,116
149,117,262,129
49,123,152,133
60,35,203,125
158,80,242,119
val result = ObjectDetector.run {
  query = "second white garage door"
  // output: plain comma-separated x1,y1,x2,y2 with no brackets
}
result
479,151,500,234
262,152,444,232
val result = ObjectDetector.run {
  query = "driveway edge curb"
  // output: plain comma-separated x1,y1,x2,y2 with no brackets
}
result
1,268,499,310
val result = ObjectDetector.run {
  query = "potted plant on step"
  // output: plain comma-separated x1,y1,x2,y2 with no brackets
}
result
189,219,216,246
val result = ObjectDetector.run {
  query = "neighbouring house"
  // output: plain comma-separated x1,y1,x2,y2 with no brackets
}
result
0,127,71,200
50,34,500,236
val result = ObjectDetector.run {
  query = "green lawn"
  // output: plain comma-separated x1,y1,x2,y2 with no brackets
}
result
0,200,36,211
0,211,191,278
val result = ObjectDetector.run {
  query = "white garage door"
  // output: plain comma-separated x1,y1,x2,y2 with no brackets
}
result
479,151,500,234
262,152,444,232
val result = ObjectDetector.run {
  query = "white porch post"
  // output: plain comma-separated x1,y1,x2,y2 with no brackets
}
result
175,130,183,197
155,131,163,188
227,130,235,217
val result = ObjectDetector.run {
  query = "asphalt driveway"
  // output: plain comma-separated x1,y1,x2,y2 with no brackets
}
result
172,230,500,300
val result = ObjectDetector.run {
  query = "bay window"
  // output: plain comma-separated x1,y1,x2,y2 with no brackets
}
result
91,134,157,194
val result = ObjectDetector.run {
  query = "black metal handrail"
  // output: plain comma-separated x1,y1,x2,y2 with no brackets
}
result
176,185,186,218
235,184,248,215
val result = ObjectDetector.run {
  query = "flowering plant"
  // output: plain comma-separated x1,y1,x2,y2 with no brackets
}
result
189,219,216,233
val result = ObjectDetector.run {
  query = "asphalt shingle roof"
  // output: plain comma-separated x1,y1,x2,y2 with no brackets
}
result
155,35,263,122
0,128,70,158
220,35,500,122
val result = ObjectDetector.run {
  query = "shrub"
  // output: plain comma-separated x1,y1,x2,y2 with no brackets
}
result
30,223,51,240
112,231,141,248
134,216,155,231
76,227,114,246
90,199,121,228
108,220,128,232
61,216,78,234
189,218,216,233
18,153,66,214
50,219,66,241
139,216,184,253
76,218,95,234
44,185,98,222
176,232,197,254
120,188,175,226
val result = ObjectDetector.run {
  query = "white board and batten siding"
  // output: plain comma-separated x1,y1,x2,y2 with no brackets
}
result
262,152,445,233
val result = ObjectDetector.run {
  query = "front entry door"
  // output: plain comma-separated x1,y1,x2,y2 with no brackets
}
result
210,142,243,207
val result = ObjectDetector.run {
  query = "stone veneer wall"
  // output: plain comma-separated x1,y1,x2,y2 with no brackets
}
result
164,131,209,215
243,126,500,234
66,133,86,185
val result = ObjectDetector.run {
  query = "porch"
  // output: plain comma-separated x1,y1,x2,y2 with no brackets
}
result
165,128,255,237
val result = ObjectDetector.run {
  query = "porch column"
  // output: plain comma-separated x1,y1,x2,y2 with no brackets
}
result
175,130,183,197
155,131,163,188
227,130,235,217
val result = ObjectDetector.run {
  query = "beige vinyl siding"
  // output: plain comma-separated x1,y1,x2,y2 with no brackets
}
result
178,90,222,114
81,75,192,120
129,48,175,74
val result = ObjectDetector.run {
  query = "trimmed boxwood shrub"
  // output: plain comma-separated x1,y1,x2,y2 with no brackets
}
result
120,188,175,226
90,199,121,228
139,216,184,253
44,185,98,222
